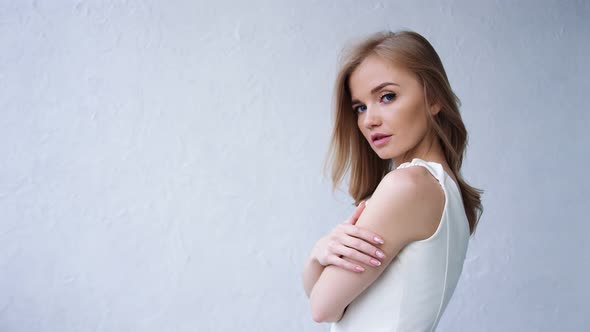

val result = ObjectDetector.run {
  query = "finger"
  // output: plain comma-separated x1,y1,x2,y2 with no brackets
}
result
340,234,386,262
328,255,366,272
351,200,366,219
333,243,383,267
345,201,366,225
339,223,385,245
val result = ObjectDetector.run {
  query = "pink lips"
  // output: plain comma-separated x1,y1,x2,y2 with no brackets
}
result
373,135,392,147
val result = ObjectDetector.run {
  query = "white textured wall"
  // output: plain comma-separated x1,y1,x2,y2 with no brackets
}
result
1,1,588,331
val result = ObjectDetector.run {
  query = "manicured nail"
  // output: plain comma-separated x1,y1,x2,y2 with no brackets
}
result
376,250,385,258
370,259,381,266
374,236,384,244
355,266,365,272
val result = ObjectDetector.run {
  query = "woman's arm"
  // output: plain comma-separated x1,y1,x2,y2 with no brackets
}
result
302,202,387,299
302,254,325,298
309,168,444,322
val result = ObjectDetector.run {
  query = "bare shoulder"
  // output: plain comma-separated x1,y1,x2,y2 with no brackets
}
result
383,165,443,192
374,166,446,241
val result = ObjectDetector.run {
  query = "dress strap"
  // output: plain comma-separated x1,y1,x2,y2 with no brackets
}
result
397,158,445,185
365,158,446,207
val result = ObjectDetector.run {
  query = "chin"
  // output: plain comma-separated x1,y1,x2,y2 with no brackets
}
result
374,149,395,160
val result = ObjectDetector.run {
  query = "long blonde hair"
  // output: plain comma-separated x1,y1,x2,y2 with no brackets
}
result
323,30,484,235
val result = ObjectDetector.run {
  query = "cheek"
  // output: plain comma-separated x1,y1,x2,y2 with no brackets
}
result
404,111,430,139
357,118,367,137
396,100,426,128
383,108,406,128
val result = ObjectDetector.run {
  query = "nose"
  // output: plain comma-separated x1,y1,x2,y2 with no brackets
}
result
362,105,381,129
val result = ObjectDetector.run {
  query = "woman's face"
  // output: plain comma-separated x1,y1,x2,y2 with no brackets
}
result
348,54,439,165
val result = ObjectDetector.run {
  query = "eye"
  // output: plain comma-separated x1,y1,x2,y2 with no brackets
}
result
381,92,396,103
352,105,367,113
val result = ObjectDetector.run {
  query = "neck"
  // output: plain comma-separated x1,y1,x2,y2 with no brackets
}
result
393,132,446,169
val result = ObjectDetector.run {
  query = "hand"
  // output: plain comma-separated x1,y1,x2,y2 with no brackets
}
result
311,200,386,272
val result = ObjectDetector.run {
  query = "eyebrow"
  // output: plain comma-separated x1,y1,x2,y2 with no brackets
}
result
351,82,399,105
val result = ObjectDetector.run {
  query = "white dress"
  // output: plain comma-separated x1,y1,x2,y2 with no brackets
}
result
330,158,470,332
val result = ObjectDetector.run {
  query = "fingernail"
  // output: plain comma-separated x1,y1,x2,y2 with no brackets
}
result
374,236,384,244
370,259,381,266
376,250,385,258
355,266,365,272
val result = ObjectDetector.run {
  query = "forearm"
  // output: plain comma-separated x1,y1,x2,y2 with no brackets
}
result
302,253,325,298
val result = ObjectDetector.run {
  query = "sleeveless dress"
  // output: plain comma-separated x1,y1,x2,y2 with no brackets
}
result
330,158,470,332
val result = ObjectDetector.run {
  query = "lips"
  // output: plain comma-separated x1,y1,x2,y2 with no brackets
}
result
370,133,392,142
372,135,392,147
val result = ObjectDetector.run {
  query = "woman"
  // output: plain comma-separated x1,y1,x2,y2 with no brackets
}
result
302,30,484,331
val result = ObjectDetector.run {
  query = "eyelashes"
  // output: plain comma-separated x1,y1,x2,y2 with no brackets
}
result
352,104,366,113
381,92,396,103
352,92,397,114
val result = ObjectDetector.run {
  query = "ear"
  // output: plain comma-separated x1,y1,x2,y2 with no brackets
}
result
429,102,441,116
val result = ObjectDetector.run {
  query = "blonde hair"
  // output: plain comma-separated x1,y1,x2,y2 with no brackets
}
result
323,30,484,235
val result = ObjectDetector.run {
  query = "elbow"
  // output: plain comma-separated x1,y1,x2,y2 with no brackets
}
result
311,307,331,323
310,298,343,323
311,305,329,323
